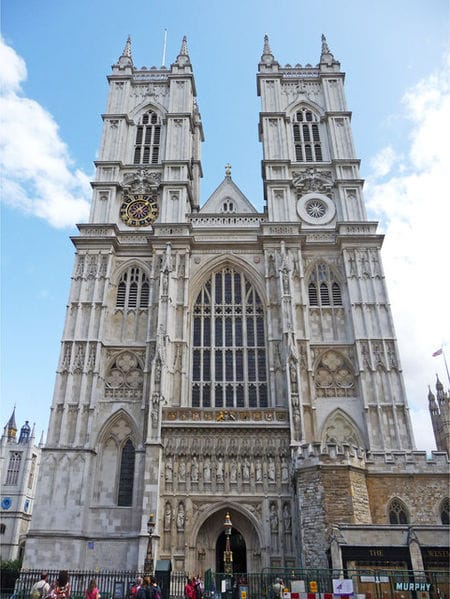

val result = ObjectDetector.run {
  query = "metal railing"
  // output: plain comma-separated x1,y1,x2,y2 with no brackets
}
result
9,568,450,599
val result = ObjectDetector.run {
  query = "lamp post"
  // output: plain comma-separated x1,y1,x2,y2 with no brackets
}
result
223,511,233,575
144,512,156,574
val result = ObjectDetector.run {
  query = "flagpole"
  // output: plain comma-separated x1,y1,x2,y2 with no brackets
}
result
443,348,450,385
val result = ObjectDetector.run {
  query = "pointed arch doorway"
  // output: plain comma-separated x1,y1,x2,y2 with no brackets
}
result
216,528,247,573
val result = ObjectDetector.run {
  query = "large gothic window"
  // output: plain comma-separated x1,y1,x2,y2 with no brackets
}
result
133,110,161,165
388,498,409,524
116,267,149,309
292,108,323,162
192,267,267,408
5,452,22,486
308,263,342,307
117,439,135,506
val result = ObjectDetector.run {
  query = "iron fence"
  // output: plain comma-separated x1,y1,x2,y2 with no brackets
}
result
9,568,450,599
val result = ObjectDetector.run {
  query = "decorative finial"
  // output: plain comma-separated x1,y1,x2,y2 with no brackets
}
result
225,163,232,176
180,35,188,56
263,34,272,55
321,33,330,54
123,35,132,58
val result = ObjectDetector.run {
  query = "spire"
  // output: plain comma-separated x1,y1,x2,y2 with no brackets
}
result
6,407,17,441
116,35,133,68
175,35,191,67
260,33,275,66
319,33,338,67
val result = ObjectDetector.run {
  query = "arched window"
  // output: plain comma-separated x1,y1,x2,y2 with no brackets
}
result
308,263,342,307
389,498,409,524
440,498,449,525
133,110,162,165
192,267,267,408
293,108,324,162
116,267,149,309
117,439,135,506
5,452,22,486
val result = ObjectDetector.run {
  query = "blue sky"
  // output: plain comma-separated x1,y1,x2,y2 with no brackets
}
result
1,0,449,450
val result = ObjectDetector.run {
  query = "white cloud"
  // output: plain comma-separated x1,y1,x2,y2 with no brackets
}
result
366,54,450,452
0,37,90,228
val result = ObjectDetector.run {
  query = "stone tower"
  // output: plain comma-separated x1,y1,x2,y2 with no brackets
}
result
428,375,450,453
0,410,42,560
24,36,448,574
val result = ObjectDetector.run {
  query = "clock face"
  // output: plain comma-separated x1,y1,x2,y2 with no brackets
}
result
120,193,159,227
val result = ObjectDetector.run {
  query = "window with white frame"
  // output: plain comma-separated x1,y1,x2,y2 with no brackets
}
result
116,267,149,309
5,452,22,486
292,108,323,162
192,267,268,408
308,262,342,307
133,110,162,165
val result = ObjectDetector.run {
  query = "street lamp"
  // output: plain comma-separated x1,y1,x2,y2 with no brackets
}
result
144,512,156,574
223,511,233,575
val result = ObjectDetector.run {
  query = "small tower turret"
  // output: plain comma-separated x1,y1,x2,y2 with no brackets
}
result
428,375,450,454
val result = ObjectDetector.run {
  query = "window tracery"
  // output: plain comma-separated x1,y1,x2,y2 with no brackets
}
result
117,439,135,506
292,108,323,162
192,267,267,408
315,350,356,397
105,351,144,398
133,110,161,165
5,452,22,486
388,498,409,524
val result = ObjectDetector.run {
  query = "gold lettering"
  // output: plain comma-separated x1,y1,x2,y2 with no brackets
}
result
369,549,384,557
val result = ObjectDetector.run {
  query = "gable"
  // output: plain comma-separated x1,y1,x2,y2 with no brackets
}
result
200,176,258,214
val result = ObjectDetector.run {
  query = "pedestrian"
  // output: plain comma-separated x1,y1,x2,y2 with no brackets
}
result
184,578,194,599
148,576,161,599
130,578,143,599
85,579,99,599
30,572,50,599
137,577,150,599
53,571,71,599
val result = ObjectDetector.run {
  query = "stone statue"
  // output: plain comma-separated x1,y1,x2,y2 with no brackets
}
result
268,457,276,482
191,455,199,482
176,502,185,531
203,457,211,483
255,459,263,483
165,456,173,482
164,502,172,530
216,456,224,482
270,503,279,533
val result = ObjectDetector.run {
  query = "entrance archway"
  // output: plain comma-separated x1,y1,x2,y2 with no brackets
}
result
216,528,247,573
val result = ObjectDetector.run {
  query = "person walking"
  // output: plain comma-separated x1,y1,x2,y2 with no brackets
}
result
30,572,50,599
85,579,99,599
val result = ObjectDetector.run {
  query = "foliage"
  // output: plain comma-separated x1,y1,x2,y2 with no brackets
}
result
0,558,22,592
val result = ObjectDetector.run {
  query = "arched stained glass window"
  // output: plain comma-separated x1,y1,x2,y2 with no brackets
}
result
117,439,135,506
192,267,267,408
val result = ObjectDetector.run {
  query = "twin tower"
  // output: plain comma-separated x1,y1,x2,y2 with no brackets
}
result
23,35,449,575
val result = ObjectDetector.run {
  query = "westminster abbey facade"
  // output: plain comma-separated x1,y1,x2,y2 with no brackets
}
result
23,36,449,576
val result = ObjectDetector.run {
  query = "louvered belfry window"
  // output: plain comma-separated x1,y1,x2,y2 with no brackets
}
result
308,263,342,307
192,267,268,408
293,108,323,162
133,111,161,165
116,267,149,309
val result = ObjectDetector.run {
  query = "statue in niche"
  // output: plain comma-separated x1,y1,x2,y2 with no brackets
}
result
203,457,211,483
179,460,186,482
255,459,263,483
270,502,279,552
289,357,298,394
164,502,172,530
230,457,238,483
283,503,292,533
191,455,199,482
216,456,224,483
242,457,250,482
268,457,276,483
176,502,185,531
165,456,173,483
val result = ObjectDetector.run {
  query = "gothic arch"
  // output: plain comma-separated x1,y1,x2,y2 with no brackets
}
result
286,99,325,120
305,259,344,286
103,350,145,398
320,408,364,448
111,260,152,286
388,497,410,524
313,349,357,397
129,100,167,122
188,254,266,308
96,408,139,448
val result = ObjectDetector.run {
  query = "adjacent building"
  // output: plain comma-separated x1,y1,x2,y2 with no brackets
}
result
22,35,449,577
0,410,42,560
